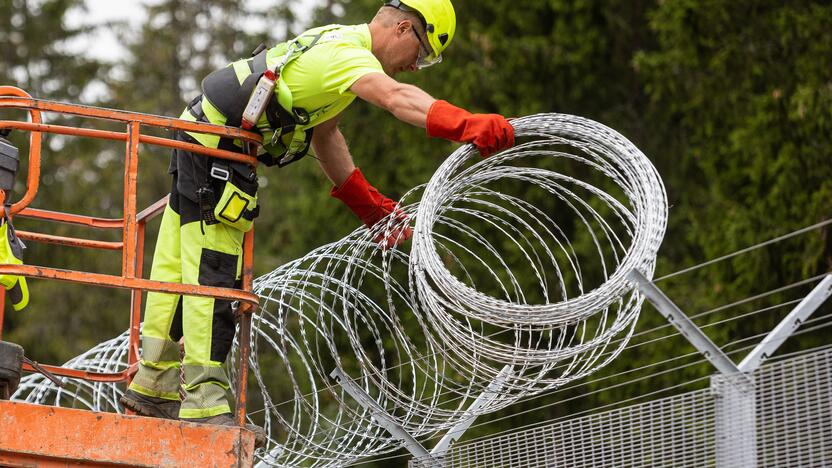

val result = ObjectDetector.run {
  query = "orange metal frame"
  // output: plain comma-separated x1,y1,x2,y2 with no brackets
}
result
0,86,262,425
0,400,256,465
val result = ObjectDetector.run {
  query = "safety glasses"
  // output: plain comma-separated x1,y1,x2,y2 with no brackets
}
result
411,25,442,69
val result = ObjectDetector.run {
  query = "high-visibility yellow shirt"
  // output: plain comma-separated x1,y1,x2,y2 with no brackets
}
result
182,24,383,154
278,24,383,125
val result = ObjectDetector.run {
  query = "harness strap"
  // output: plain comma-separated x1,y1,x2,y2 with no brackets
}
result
202,34,323,129
202,37,322,154
199,31,332,165
242,205,260,221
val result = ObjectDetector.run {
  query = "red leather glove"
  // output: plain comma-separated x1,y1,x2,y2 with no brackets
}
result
330,168,412,249
426,100,515,157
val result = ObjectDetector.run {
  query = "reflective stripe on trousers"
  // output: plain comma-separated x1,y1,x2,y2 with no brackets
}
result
129,172,243,419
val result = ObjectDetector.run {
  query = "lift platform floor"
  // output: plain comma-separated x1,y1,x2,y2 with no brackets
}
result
0,400,255,467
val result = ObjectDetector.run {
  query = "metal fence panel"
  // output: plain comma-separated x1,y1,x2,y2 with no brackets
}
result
410,347,832,468
756,349,832,467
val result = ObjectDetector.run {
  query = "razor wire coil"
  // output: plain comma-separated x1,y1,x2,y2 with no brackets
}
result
13,113,668,467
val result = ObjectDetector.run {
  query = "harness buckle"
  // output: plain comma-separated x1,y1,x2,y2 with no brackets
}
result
210,164,231,181
187,97,206,122
293,39,307,52
293,108,310,125
270,128,282,146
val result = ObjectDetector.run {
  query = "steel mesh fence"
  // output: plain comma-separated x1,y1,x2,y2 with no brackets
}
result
410,346,832,467
755,348,832,467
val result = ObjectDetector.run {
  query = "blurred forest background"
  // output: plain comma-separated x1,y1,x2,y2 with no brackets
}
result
1,0,830,465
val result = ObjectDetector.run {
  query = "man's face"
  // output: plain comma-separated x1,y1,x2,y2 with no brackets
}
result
383,20,430,76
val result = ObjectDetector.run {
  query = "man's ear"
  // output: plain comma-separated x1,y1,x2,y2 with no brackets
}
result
397,20,411,36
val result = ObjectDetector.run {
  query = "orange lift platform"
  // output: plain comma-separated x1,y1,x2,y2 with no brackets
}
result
0,86,262,467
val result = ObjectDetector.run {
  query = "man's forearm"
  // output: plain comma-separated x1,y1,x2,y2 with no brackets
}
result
312,125,355,187
350,73,435,128
385,82,434,127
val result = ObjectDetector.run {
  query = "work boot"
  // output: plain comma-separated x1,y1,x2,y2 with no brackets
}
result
120,389,181,420
181,413,267,449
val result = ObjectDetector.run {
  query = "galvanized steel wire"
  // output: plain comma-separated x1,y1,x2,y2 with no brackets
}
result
13,113,668,466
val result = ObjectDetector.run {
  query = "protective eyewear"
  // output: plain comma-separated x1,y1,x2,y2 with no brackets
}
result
411,26,442,69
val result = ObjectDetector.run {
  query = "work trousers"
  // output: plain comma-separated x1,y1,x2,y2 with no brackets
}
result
129,172,244,419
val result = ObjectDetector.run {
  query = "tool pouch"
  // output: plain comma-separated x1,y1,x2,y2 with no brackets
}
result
213,173,259,232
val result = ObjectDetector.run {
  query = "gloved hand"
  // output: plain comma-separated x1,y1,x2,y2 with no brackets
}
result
0,216,28,311
426,100,515,157
330,168,412,250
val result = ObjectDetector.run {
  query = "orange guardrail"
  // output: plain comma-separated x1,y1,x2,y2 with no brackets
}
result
0,86,261,425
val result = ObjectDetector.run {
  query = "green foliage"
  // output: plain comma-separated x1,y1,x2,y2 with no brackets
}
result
0,0,116,361
634,0,832,353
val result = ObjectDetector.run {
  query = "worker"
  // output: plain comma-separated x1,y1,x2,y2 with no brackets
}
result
120,0,514,436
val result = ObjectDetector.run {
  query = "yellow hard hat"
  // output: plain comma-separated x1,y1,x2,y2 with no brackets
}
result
385,0,456,67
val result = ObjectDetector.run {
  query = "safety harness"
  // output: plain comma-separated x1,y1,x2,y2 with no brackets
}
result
186,28,351,231
199,29,337,168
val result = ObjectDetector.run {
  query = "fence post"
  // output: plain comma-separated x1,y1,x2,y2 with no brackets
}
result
711,373,757,467
629,268,756,467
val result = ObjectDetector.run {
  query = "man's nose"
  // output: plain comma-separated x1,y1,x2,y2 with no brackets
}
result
408,62,418,72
